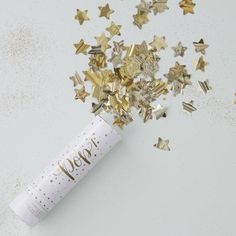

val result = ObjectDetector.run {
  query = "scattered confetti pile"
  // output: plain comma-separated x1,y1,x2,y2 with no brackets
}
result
70,0,212,151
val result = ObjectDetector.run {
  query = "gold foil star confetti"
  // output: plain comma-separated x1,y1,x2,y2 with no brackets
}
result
196,56,208,72
74,86,90,102
98,4,114,19
154,137,170,151
179,0,196,15
149,36,167,52
133,11,149,29
89,54,107,71
106,22,122,37
152,0,169,15
193,39,209,55
74,9,90,25
152,104,167,120
164,62,192,96
136,0,152,13
95,33,111,52
74,39,90,55
133,0,170,28
69,72,84,87
113,116,126,129
139,102,153,122
198,80,211,94
182,100,197,113
172,42,187,57
69,4,211,130
108,54,123,68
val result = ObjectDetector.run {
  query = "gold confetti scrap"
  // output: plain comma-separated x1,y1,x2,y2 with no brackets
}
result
196,56,208,72
106,22,122,37
193,39,209,55
182,100,197,113
179,0,196,15
74,9,90,25
149,36,167,52
152,0,169,15
234,93,236,105
69,72,84,87
198,80,211,94
74,86,90,102
172,42,187,57
154,137,170,151
98,4,114,19
74,39,90,55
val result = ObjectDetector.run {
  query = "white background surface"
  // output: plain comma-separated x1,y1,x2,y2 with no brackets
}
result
0,0,236,235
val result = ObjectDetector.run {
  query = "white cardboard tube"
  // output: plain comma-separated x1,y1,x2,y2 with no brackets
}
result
9,116,121,226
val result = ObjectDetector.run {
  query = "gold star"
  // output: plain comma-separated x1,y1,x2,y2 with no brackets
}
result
196,56,208,72
193,39,209,55
106,22,121,37
74,9,90,25
95,33,111,52
136,0,152,13
179,0,196,15
74,39,90,55
74,86,90,102
152,0,169,15
69,72,84,87
172,42,187,57
98,4,114,19
133,12,149,29
153,137,170,151
149,36,167,52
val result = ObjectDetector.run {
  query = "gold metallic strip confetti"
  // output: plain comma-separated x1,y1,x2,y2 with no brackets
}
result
182,100,197,113
198,80,211,93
